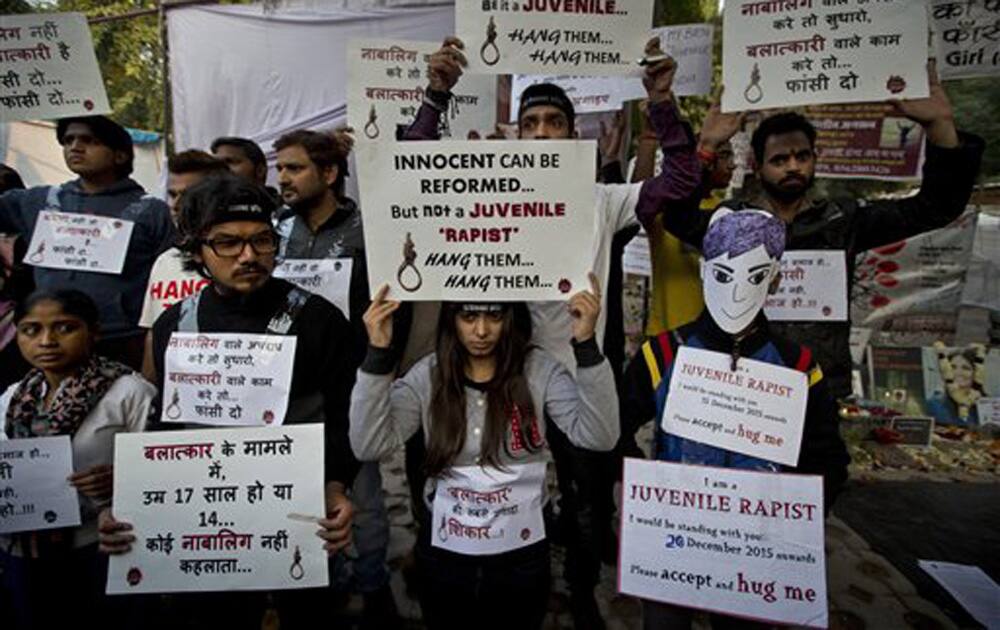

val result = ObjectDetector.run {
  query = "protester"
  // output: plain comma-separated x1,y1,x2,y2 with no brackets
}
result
0,164,26,193
210,136,269,187
274,128,400,627
657,62,985,399
0,165,31,391
97,174,360,629
350,272,618,630
0,116,175,369
620,209,850,629
0,289,155,630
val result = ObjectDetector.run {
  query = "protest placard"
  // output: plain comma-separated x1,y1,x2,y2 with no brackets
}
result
932,0,1000,80
457,0,654,76
162,333,297,427
661,347,808,467
0,436,80,535
107,424,327,594
622,229,652,277
977,398,1000,426
722,0,928,112
347,39,497,141
25,211,134,274
355,139,596,301
0,12,110,122
765,250,848,322
808,103,926,181
274,259,352,320
619,459,827,628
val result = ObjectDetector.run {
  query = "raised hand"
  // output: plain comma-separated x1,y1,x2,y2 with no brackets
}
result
641,37,677,105
428,36,467,94
699,87,747,152
889,60,958,148
568,272,602,343
362,283,400,349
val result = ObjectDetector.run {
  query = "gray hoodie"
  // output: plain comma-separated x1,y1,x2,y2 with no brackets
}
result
0,178,174,338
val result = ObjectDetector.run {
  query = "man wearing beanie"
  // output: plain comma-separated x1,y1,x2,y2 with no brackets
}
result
101,173,362,628
0,115,174,369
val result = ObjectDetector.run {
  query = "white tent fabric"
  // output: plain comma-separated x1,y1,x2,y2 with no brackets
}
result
167,2,456,175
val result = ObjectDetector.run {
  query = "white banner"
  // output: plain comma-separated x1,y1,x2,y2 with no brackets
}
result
274,258,352,320
25,211,134,274
162,333,297,427
107,425,327,594
0,12,111,122
355,139,597,301
347,39,497,141
0,436,80,534
619,459,828,628
765,250,848,322
431,462,546,556
932,0,1000,80
722,0,928,112
662,347,808,467
457,0,654,76
623,228,652,277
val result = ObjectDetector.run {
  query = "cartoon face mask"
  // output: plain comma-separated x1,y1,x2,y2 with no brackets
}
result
700,208,785,335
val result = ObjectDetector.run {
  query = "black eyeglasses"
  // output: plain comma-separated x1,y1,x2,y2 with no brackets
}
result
201,231,278,257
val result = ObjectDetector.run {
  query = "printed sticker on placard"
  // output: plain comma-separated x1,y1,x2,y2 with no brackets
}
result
432,462,546,556
25,211,134,274
274,259,353,321
0,436,80,534
662,346,809,467
162,333,296,427
765,250,847,322
619,459,828,628
107,425,327,594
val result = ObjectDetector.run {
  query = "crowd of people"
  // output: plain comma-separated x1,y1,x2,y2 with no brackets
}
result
0,31,985,630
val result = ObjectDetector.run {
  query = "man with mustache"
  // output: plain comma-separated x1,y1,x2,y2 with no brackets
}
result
657,61,985,400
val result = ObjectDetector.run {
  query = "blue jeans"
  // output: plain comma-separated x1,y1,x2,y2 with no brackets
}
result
334,461,390,593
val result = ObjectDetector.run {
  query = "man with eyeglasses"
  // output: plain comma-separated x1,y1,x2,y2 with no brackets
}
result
100,173,361,628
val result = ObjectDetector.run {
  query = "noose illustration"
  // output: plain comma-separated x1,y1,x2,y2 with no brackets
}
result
396,232,422,292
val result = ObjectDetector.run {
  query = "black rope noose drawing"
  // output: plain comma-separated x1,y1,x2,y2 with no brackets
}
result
396,232,423,292
165,389,182,420
289,545,304,581
364,104,379,139
480,16,500,66
28,241,45,264
744,63,763,104
437,515,448,542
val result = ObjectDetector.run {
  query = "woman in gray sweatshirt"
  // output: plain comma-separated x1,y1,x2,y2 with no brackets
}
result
350,278,619,630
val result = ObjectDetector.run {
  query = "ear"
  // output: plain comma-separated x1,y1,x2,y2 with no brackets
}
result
114,150,130,168
323,164,339,187
255,163,268,183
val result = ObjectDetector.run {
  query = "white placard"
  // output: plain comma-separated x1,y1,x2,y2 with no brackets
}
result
932,1,1000,80
107,425,327,594
432,462,546,556
619,459,828,628
162,333,297,427
622,228,651,277
0,12,111,122
655,22,715,97
765,250,848,322
25,211,134,274
722,0,929,112
662,346,809,467
347,39,497,141
355,139,597,301
274,258,352,320
919,560,1000,630
457,0,654,76
0,436,80,534
976,397,1000,426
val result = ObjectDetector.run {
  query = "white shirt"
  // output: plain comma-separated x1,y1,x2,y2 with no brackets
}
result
139,248,209,328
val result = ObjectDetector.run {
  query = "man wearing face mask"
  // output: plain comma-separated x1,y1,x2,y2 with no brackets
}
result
657,62,984,401
620,208,849,629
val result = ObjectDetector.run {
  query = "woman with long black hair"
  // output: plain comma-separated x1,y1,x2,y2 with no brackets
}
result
350,277,619,630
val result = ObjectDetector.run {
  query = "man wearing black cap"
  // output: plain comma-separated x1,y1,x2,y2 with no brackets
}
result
0,115,174,368
100,173,361,628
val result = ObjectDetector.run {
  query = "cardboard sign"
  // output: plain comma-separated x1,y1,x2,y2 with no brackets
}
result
274,259,352,321
0,12,111,122
25,211,134,274
662,347,809,467
107,425,327,594
808,103,926,181
722,0,928,112
619,459,828,628
765,250,848,322
932,0,1000,80
347,39,497,141
457,0,655,76
0,436,80,534
431,462,546,556
355,139,597,301
162,333,297,427
977,397,1000,426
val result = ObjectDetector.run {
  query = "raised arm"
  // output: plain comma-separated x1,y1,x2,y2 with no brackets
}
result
399,37,467,141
